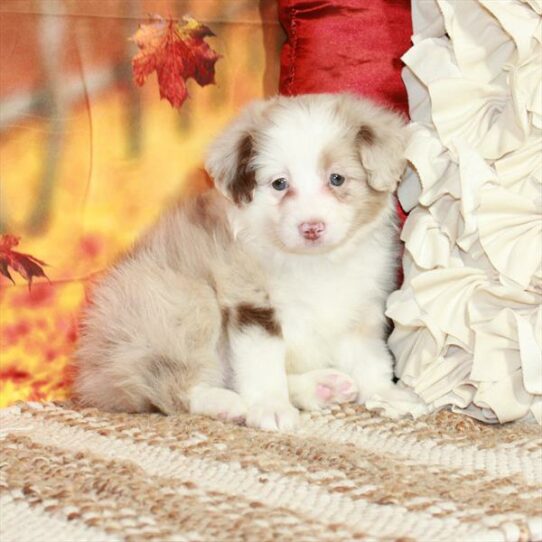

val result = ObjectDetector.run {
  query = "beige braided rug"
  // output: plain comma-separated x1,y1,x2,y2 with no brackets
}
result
0,402,541,542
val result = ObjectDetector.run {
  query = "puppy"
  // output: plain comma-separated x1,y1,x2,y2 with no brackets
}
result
74,93,407,431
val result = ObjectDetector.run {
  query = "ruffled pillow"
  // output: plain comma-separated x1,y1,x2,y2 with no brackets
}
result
380,0,542,425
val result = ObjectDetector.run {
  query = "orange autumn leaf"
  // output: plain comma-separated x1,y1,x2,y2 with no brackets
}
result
131,15,220,108
0,235,48,289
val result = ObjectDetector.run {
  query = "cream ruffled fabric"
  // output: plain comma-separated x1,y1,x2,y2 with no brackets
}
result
372,0,542,424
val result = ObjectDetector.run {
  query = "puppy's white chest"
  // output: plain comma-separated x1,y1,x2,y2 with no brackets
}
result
270,263,364,373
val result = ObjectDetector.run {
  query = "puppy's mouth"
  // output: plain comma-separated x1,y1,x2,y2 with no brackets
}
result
274,233,339,255
295,238,339,255
301,236,324,248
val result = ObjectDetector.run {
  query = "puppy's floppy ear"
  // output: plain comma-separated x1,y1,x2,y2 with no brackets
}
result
355,105,407,193
205,100,268,205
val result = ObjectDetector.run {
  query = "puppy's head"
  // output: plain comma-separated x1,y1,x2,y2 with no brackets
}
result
205,93,407,254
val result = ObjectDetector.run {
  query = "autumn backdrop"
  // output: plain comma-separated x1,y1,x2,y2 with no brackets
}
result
0,0,281,406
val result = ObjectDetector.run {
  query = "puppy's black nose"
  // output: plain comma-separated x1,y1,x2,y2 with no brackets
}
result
299,221,326,241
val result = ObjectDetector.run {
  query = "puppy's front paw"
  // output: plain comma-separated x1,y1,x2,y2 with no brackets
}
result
289,369,358,411
246,401,299,432
189,386,247,424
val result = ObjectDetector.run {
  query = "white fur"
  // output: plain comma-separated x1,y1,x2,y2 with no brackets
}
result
74,93,407,431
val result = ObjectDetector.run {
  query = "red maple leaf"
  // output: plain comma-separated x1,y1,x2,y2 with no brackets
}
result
131,15,220,108
0,235,48,289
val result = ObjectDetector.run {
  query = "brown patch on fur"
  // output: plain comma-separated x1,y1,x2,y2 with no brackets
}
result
221,307,230,331
236,304,281,337
317,129,390,230
357,125,376,146
184,192,232,247
144,355,195,414
320,148,334,173
318,144,356,204
325,182,352,203
230,135,257,205
147,355,179,379
194,193,211,220
186,193,216,233
353,189,389,227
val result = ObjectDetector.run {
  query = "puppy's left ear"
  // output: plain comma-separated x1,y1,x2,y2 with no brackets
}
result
205,100,269,205
356,108,407,192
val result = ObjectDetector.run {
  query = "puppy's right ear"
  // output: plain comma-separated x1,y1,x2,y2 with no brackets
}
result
356,111,407,193
205,101,267,205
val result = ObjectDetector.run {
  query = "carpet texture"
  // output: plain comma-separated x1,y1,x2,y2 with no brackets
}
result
1,402,541,542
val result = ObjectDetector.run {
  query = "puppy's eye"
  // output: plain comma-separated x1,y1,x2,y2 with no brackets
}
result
329,173,345,187
272,178,289,191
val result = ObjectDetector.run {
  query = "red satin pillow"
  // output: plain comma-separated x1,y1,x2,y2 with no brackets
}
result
278,0,412,115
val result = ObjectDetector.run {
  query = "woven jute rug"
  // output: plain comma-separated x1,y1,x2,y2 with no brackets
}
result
0,402,540,542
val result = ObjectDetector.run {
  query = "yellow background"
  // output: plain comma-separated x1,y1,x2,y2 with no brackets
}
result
0,0,281,406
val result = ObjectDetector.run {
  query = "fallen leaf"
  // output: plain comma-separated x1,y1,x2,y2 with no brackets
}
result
0,234,48,289
131,15,220,108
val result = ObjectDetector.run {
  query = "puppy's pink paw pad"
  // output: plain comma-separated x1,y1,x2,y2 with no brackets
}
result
289,370,359,412
316,371,358,405
316,384,333,401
